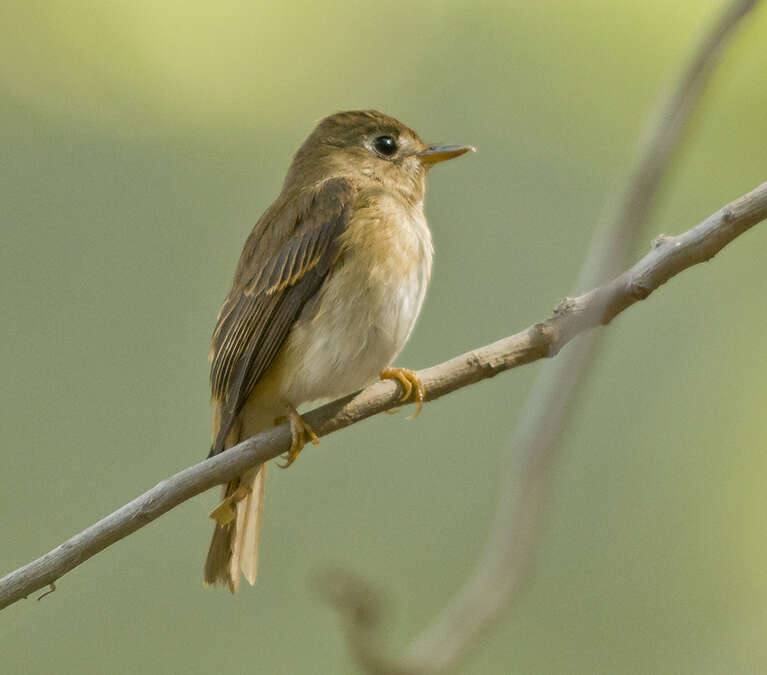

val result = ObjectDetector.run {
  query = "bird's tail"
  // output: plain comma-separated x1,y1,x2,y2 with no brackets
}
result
203,406,271,592
204,465,267,592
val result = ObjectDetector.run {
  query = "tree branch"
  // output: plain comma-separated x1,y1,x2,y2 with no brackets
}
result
1,179,766,612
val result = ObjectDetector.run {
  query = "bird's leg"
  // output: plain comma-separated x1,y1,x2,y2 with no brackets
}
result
380,367,425,418
278,404,319,468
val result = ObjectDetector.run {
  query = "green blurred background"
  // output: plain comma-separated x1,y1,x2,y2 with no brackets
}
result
2,1,766,673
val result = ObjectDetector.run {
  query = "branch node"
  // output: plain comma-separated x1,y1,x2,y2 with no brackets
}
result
627,278,652,300
553,296,576,315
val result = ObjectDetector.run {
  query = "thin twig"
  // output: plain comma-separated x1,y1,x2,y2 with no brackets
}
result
1,179,766,612
36,583,56,602
325,1,762,672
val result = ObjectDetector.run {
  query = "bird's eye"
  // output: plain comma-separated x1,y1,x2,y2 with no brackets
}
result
373,135,398,157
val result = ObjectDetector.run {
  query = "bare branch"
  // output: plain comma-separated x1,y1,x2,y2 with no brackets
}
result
1,179,766,612
326,1,763,672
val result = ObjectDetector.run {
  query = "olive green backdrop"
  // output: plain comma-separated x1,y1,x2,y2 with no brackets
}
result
2,1,766,673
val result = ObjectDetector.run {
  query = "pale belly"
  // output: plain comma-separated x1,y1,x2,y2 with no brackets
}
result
268,210,433,406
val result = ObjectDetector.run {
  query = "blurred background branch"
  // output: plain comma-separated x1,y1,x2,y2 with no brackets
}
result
322,0,762,672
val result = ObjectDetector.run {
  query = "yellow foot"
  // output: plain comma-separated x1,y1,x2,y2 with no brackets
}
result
380,367,425,419
209,485,250,526
278,405,319,468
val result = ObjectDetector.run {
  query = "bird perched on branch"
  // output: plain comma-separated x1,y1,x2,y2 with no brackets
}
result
204,110,474,591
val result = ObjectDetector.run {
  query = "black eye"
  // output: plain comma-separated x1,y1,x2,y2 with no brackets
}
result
373,135,398,157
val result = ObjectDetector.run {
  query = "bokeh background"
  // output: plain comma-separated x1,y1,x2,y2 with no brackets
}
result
2,1,766,673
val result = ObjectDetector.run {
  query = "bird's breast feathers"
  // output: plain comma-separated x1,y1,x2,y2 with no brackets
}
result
272,192,433,404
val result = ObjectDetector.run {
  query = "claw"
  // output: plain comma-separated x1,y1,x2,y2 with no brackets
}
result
278,405,319,468
209,484,250,526
379,367,425,419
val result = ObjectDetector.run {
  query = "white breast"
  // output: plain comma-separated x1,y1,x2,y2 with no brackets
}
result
276,203,433,405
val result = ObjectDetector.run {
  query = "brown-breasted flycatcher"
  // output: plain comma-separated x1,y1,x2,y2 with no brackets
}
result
204,110,473,591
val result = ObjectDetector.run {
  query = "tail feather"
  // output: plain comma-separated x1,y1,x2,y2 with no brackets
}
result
203,464,267,592
204,488,238,592
233,465,267,586
204,403,272,592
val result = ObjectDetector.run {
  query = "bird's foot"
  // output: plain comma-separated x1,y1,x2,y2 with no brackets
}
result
380,367,425,419
209,484,251,526
278,405,319,468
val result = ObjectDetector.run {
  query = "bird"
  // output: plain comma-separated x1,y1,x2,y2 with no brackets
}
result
204,110,474,592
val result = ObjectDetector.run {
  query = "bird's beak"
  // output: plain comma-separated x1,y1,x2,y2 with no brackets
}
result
417,144,476,165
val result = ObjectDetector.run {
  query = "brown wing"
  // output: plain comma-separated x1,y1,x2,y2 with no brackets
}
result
209,177,355,456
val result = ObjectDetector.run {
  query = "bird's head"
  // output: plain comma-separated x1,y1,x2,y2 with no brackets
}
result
284,110,474,204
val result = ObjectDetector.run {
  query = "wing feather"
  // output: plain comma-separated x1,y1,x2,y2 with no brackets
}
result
209,177,354,456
